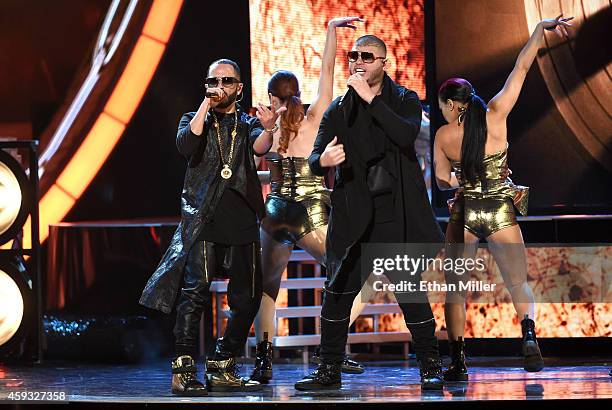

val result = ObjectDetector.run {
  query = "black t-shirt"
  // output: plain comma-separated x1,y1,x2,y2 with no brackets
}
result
198,111,260,244
198,187,259,245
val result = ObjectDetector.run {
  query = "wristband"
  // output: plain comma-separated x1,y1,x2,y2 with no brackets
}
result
265,124,279,134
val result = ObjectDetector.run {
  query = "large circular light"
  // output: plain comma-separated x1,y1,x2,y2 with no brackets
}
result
0,162,22,233
0,150,29,245
0,269,24,346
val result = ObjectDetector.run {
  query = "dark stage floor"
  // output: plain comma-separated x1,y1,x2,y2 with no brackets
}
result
1,357,611,407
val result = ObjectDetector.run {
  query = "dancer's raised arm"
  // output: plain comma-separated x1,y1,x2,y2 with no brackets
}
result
488,14,573,119
306,16,364,121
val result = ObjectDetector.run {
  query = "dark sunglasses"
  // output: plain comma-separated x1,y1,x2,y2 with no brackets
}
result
347,51,386,63
205,76,241,87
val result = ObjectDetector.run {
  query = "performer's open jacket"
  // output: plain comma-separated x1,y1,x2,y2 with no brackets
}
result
308,73,443,284
140,105,265,313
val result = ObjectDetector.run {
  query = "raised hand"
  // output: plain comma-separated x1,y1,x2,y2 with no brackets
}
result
487,13,574,120
204,87,225,108
328,16,365,30
256,103,287,130
540,14,573,38
320,136,345,167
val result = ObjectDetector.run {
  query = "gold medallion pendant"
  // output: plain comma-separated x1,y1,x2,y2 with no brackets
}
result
212,110,238,181
221,164,232,179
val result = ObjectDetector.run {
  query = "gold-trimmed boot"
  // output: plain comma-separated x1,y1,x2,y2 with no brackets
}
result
171,355,208,396
206,356,262,392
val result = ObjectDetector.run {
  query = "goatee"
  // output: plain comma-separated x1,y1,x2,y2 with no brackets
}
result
216,89,238,109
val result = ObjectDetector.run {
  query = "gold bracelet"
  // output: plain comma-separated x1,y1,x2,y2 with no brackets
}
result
265,124,279,134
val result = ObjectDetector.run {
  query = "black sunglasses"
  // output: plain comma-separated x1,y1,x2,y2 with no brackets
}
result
347,51,385,64
205,76,241,87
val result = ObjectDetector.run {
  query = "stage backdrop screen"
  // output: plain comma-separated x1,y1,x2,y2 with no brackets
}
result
249,0,425,105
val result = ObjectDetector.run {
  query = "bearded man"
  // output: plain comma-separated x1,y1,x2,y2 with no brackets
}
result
140,58,283,395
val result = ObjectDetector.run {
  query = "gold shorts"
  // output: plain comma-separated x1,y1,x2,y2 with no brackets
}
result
449,196,517,239
261,196,329,245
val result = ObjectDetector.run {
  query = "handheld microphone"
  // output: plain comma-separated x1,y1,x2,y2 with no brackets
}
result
205,91,217,98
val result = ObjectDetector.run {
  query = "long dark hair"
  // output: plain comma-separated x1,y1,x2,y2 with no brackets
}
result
268,70,305,154
438,78,488,184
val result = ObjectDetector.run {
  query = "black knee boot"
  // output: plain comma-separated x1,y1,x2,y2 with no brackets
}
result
444,337,468,381
251,332,273,383
521,315,544,372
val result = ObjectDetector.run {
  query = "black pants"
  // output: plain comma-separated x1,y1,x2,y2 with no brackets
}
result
174,240,262,358
319,218,439,363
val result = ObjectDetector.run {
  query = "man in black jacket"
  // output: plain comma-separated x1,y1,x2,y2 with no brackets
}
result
295,36,444,391
140,59,283,395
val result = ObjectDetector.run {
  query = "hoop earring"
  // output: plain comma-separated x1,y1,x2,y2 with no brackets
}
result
457,106,466,126
236,92,244,103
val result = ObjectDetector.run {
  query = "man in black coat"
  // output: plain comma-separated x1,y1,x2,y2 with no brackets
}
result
295,36,444,391
139,59,283,395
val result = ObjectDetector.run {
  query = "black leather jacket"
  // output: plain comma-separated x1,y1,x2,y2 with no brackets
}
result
140,105,265,313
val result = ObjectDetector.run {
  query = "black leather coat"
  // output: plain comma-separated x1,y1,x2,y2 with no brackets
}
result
140,106,265,313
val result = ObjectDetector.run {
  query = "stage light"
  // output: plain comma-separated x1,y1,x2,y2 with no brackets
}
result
0,141,41,362
0,259,33,361
0,268,25,346
0,163,22,234
0,150,29,246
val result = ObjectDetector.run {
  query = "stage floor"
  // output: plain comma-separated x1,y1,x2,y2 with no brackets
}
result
1,357,610,406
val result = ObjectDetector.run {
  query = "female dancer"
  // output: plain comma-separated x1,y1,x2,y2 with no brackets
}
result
250,17,368,383
433,14,573,380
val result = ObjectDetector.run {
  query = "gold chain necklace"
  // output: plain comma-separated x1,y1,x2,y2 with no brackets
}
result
212,110,238,179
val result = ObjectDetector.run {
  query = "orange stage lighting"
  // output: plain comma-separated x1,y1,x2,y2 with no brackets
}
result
24,0,183,247
104,37,166,124
57,114,125,199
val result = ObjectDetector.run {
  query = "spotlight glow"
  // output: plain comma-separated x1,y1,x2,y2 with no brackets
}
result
0,161,22,237
0,270,24,346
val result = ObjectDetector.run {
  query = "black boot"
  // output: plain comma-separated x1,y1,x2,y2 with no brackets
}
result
339,356,365,374
418,357,444,390
171,355,208,396
206,356,262,392
311,346,365,374
294,363,342,391
521,315,544,372
251,334,273,383
407,319,444,390
444,337,468,381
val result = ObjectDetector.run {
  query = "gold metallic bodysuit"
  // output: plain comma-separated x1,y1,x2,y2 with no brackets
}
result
262,156,330,245
448,149,529,238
